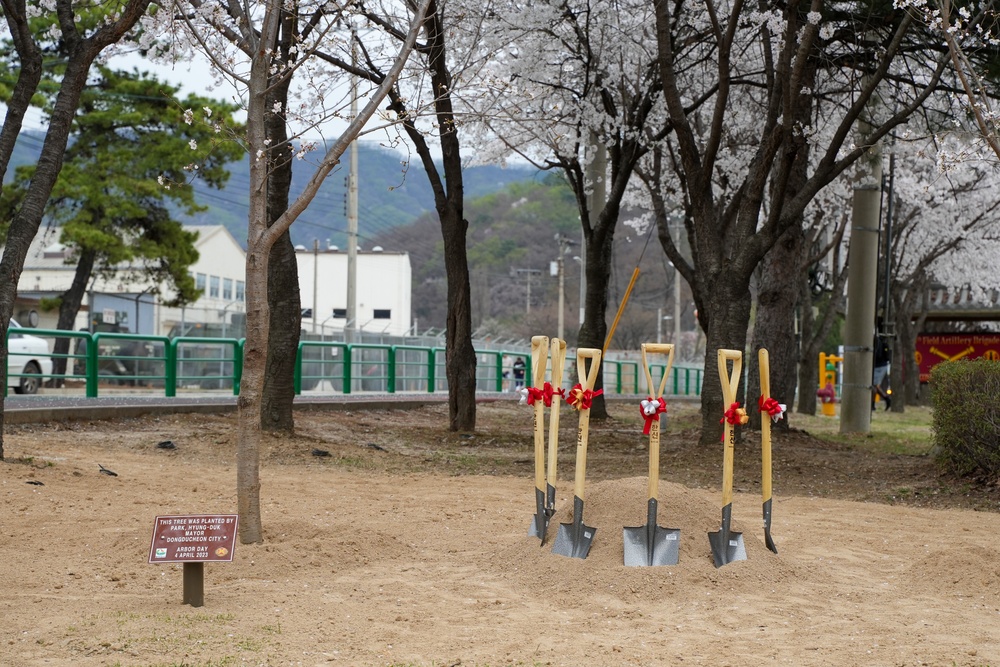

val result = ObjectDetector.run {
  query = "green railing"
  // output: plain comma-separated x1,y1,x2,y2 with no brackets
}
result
5,328,704,399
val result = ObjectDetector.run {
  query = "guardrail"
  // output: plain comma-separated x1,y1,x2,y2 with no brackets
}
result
6,329,704,399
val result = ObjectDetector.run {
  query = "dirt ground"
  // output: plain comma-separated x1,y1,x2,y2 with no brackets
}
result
2,399,999,667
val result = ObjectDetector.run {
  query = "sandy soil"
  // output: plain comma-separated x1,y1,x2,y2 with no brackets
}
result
1,401,998,667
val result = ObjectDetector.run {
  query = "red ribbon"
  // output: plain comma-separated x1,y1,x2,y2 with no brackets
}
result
759,395,783,419
541,381,564,407
721,402,749,426
568,383,603,410
640,396,667,435
524,386,545,406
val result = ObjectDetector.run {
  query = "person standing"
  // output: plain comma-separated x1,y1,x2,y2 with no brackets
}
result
512,357,526,390
872,335,891,411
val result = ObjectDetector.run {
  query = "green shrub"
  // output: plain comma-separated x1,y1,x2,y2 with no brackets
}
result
931,359,1000,477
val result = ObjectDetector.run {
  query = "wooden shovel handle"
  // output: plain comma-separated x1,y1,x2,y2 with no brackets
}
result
640,343,674,501
573,347,602,501
530,336,549,388
530,336,549,492
640,343,675,400
547,338,567,490
759,348,773,504
717,348,743,508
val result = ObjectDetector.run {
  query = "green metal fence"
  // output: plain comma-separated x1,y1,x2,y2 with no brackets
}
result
5,328,703,399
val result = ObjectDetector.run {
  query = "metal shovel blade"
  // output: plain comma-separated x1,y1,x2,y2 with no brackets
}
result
528,487,549,542
552,496,596,559
763,497,778,554
623,498,680,567
708,504,746,568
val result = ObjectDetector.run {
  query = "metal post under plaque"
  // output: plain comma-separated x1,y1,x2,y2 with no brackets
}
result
148,514,239,607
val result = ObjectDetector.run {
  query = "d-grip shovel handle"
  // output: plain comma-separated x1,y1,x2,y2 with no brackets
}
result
640,343,675,502
572,348,602,502
531,336,549,493
547,338,567,491
759,348,773,504
717,349,743,509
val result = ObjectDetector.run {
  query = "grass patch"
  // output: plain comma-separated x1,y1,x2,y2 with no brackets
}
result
791,405,934,455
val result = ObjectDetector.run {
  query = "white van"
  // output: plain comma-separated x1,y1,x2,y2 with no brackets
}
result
7,319,53,394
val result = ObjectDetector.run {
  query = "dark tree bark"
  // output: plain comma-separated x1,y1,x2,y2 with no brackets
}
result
0,0,153,459
261,9,301,433
49,248,97,384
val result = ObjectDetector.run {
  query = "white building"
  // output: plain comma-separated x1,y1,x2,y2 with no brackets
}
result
12,225,246,337
296,245,412,337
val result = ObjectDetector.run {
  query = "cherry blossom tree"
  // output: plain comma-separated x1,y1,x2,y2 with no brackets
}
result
466,0,677,418
156,0,431,542
647,0,953,442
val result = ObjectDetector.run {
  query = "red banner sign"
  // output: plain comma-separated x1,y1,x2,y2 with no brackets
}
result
148,514,239,564
915,333,1000,382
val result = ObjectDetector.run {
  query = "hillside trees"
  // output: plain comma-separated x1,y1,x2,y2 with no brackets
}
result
0,0,155,459
160,0,431,542
0,67,244,381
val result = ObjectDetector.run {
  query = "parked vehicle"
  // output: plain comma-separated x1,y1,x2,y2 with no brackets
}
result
7,319,53,394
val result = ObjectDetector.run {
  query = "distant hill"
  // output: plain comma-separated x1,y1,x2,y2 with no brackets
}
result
5,130,539,248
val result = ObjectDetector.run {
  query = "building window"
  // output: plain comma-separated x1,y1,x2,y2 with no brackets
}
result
223,278,233,301
373,309,391,319
236,280,245,302
196,273,207,292
333,308,347,318
209,275,220,298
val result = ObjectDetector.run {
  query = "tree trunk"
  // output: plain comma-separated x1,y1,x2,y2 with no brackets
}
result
748,225,804,430
698,277,753,444
261,17,300,433
0,40,128,460
576,221,615,419
441,208,477,431
49,248,97,385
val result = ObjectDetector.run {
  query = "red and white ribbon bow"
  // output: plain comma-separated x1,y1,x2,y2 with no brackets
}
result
758,395,787,423
639,396,667,435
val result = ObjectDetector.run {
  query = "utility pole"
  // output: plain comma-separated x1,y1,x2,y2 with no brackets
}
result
840,108,882,434
552,235,575,340
312,239,318,334
514,269,543,313
345,29,359,344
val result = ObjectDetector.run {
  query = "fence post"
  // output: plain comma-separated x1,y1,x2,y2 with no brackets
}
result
233,339,243,395
427,348,436,393
388,346,397,394
86,333,99,398
343,345,353,395
165,339,178,398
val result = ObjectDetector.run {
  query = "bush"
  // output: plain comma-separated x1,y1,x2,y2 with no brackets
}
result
931,359,1000,477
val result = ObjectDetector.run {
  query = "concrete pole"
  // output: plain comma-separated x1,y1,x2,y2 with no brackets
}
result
557,252,565,340
312,239,318,334
346,33,359,344
840,120,882,434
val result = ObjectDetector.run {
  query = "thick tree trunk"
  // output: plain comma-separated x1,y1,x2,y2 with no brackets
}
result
261,26,300,434
698,278,753,445
49,248,97,385
576,224,614,419
748,226,803,430
796,278,820,416
441,209,477,431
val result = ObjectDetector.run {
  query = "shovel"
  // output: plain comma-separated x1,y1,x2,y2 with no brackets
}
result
527,335,550,542
709,348,748,568
552,347,602,559
758,348,779,554
624,343,681,567
545,338,568,515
